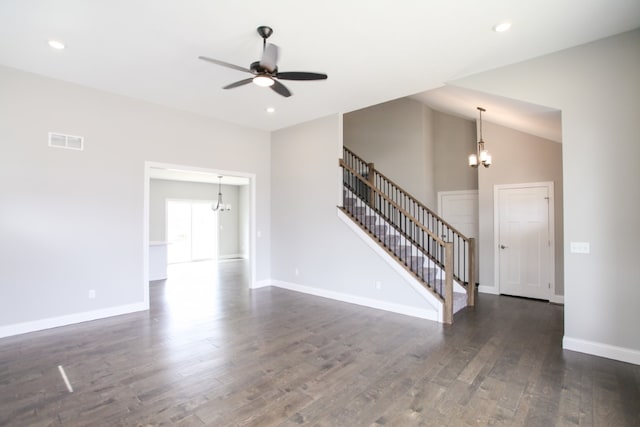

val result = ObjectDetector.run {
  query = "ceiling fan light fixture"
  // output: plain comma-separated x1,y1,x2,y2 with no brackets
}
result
253,75,274,87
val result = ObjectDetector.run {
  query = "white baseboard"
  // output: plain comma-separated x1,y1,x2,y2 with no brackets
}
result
0,302,148,339
478,285,499,295
271,280,438,322
549,294,564,304
336,208,443,320
563,336,640,365
252,279,272,289
219,254,245,260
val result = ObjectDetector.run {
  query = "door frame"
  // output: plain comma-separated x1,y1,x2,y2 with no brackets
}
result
493,182,555,300
143,161,257,310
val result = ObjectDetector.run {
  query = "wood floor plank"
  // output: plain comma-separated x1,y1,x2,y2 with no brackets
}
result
0,261,638,426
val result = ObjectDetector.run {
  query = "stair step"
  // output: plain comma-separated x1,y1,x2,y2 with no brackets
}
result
371,225,388,236
355,214,377,227
348,206,367,216
391,244,412,258
344,197,358,207
403,255,424,269
380,234,401,247
453,292,467,314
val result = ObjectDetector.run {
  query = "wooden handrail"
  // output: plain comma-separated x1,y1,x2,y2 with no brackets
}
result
340,159,446,247
343,146,469,240
373,168,469,240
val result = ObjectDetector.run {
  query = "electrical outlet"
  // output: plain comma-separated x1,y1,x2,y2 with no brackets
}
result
295,268,299,276
375,281,382,290
88,290,96,299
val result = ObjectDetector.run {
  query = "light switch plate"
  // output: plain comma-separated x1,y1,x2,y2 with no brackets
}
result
570,242,590,254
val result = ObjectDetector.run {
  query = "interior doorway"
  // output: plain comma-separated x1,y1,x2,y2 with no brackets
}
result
143,162,256,310
494,182,554,300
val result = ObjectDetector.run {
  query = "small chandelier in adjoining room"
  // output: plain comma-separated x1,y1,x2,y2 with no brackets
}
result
212,176,232,212
469,106,492,168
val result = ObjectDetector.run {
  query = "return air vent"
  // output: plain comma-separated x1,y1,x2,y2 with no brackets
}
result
48,132,84,151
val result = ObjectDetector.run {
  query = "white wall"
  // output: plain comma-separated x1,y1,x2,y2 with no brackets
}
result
454,29,640,363
475,121,564,296
149,179,244,258
271,114,437,316
0,65,270,333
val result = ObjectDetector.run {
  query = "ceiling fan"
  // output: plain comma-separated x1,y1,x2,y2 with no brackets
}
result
198,26,327,98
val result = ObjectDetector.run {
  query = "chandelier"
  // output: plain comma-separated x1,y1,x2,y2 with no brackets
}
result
468,107,492,168
212,176,231,212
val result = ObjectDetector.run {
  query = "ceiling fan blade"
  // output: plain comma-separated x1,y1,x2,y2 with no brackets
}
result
223,78,254,89
270,80,292,97
198,56,252,74
260,43,279,73
276,72,328,81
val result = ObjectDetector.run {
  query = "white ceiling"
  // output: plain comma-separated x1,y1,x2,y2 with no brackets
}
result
412,85,563,142
1,1,639,132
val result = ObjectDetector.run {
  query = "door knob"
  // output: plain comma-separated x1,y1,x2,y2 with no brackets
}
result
500,244,508,249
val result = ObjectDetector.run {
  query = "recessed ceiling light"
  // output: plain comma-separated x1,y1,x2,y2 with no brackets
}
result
493,22,512,33
48,39,65,50
266,107,275,113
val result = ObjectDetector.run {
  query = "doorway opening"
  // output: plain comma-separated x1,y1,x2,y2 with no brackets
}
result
143,162,256,311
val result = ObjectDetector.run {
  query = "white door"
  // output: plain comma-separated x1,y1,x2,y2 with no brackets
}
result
438,190,479,282
438,191,479,239
496,184,553,300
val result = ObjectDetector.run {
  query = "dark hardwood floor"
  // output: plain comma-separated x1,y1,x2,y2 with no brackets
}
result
0,260,638,426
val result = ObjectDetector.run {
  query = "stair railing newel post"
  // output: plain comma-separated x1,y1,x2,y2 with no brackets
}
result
444,242,454,324
468,238,476,306
366,162,375,209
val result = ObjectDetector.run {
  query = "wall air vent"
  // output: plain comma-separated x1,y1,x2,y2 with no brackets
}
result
48,132,84,151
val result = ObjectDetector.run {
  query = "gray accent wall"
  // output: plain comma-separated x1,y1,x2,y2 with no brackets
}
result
432,110,478,192
453,29,640,358
0,65,270,329
344,99,478,208
343,98,436,207
149,179,245,258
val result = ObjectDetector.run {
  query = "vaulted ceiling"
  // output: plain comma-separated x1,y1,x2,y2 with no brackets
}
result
1,1,639,133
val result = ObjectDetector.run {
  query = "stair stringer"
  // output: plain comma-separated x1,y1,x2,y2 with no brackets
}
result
337,208,444,323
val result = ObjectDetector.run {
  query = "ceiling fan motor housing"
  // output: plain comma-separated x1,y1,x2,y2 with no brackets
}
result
250,61,276,75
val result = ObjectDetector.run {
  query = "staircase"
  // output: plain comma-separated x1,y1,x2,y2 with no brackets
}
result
339,147,476,323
